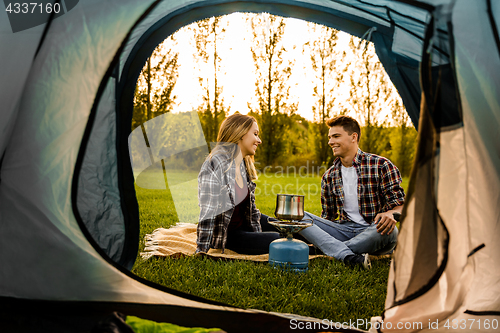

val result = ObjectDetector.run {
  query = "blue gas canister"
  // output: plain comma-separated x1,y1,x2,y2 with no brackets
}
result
269,194,313,272
269,236,310,272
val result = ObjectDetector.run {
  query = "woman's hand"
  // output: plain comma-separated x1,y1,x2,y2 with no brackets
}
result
195,247,207,254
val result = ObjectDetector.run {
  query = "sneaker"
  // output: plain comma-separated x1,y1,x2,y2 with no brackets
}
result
345,253,372,270
360,253,372,270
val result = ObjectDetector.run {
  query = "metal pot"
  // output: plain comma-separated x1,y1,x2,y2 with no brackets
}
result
274,194,305,221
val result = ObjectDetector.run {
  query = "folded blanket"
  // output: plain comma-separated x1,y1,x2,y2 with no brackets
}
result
140,223,325,262
140,223,391,262
141,223,199,260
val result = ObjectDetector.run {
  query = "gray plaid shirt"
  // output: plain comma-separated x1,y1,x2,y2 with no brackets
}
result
197,146,261,252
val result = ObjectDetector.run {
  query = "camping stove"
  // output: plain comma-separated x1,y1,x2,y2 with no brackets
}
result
268,194,313,272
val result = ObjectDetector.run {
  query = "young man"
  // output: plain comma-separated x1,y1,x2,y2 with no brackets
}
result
300,116,405,269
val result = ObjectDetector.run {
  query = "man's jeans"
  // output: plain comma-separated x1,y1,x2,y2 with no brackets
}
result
299,211,398,261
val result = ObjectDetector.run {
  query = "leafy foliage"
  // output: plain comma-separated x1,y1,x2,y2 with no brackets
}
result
131,13,417,176
191,17,229,148
346,36,404,155
388,100,418,177
248,14,296,167
305,23,348,167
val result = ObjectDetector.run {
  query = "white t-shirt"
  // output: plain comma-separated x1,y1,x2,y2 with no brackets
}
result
341,164,369,226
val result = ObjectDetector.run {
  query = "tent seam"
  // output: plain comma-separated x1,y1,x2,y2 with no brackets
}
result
34,0,62,58
487,0,500,60
71,2,160,269
331,0,449,57
386,9,451,311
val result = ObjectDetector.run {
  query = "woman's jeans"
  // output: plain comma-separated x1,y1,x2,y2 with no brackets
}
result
299,211,398,261
225,214,280,255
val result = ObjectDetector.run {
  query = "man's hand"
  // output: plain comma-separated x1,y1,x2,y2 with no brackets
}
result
374,211,397,235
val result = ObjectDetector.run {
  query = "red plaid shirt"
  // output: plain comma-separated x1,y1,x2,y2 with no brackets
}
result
321,148,405,223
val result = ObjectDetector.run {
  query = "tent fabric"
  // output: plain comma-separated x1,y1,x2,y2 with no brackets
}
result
0,0,251,318
1,0,499,332
452,0,500,314
380,2,500,331
77,77,126,265
0,18,44,163
2,297,352,333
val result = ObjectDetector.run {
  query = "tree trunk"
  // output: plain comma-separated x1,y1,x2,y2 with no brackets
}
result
146,57,152,121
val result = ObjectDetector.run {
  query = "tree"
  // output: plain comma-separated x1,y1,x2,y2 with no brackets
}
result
347,37,392,154
132,37,179,131
389,99,417,177
191,16,229,147
281,114,316,167
305,23,346,166
343,35,417,172
249,13,296,167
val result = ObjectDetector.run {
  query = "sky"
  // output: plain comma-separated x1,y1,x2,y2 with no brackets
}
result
148,12,401,124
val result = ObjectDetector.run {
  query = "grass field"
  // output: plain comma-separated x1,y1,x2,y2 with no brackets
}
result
131,171,408,326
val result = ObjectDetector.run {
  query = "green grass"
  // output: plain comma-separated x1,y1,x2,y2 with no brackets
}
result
131,172,408,326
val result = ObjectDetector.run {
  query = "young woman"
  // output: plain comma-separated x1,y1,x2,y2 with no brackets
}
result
196,113,280,255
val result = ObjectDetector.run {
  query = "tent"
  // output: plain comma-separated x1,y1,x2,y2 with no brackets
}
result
1,0,499,331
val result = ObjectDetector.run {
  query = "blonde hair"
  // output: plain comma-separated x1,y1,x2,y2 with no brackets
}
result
210,113,259,180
